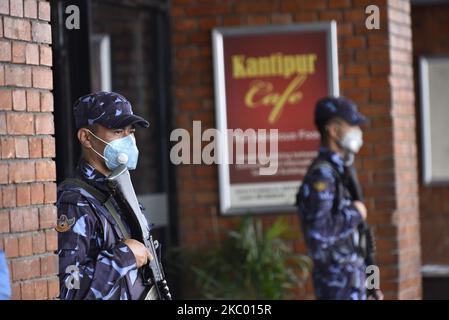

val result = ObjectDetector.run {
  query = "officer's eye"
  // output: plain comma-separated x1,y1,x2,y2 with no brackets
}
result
113,129,124,134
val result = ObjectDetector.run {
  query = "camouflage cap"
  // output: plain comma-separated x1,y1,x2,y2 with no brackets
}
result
73,91,150,130
314,96,367,129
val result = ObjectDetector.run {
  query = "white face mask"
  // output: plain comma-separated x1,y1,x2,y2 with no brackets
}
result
339,128,363,154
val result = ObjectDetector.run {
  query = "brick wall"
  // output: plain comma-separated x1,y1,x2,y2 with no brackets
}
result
170,0,421,299
412,3,449,266
0,0,58,300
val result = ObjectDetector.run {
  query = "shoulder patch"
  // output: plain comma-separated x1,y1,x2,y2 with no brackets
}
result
313,181,327,192
56,215,76,233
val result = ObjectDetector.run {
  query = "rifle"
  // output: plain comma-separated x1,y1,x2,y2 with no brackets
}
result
107,165,172,300
343,163,380,299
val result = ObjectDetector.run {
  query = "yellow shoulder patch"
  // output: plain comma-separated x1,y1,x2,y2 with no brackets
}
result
55,215,76,233
313,181,327,192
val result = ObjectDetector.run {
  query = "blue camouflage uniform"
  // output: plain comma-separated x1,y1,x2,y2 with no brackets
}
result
297,147,366,300
57,158,149,300
57,91,151,300
297,96,368,300
0,251,11,300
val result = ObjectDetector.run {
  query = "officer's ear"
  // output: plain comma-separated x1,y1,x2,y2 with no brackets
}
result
325,121,338,141
326,118,345,141
77,127,94,149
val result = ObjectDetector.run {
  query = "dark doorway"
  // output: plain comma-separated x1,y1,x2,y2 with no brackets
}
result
51,0,179,293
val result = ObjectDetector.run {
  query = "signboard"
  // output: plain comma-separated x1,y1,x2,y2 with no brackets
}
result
212,22,339,214
419,56,449,185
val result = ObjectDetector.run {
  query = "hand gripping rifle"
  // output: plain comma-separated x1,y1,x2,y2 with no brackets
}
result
343,162,380,300
107,165,172,300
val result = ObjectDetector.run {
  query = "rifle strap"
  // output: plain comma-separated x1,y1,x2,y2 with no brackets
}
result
60,178,131,240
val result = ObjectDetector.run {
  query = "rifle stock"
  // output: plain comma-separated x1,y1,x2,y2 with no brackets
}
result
107,165,172,300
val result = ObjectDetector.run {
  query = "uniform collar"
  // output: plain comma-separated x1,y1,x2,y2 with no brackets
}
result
318,145,345,175
75,157,110,193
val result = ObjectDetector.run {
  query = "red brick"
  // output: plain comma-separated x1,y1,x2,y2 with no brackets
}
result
39,45,51,66
9,161,35,183
12,41,26,63
1,137,15,158
45,229,57,251
12,256,40,280
32,66,52,89
319,10,342,21
186,3,229,16
11,283,21,300
246,15,269,26
345,64,368,75
26,89,40,111
5,64,32,87
0,1,9,14
24,0,38,19
337,23,353,37
28,137,42,158
4,236,19,258
222,16,242,26
0,65,5,86
20,281,36,299
0,89,13,110
47,278,59,299
174,19,197,32
25,43,39,65
16,183,30,206
235,2,277,14
2,185,16,208
0,163,8,184
40,91,52,111
344,9,366,23
40,254,57,277
42,136,55,157
271,13,292,24
6,112,34,134
35,279,48,300
4,17,31,41
12,89,26,111
343,36,366,49
329,0,351,8
10,207,39,232
35,113,53,134
0,210,11,233
43,182,56,204
303,0,327,10
15,137,29,158
370,63,390,75
31,21,51,43
30,183,44,204
38,1,50,21
0,40,12,61
35,160,55,181
10,0,24,17
39,205,57,229
0,113,5,134
32,232,46,254
18,234,33,257
294,12,318,22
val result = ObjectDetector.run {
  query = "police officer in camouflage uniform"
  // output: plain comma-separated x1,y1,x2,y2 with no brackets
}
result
297,96,373,300
56,91,153,300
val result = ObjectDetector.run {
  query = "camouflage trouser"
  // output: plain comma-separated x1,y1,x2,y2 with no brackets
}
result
312,262,366,300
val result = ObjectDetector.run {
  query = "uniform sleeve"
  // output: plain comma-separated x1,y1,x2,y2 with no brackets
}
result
57,201,137,300
0,251,11,300
298,166,363,260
